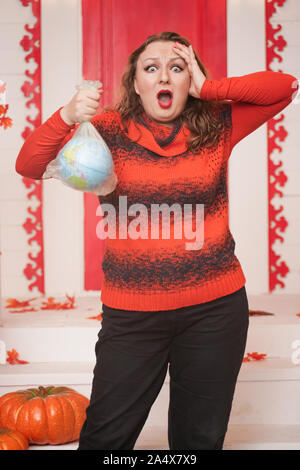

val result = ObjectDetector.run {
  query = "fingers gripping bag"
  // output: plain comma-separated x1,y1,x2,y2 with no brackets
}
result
43,80,118,196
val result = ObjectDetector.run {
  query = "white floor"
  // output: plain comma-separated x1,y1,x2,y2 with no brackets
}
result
1,292,300,450
26,424,300,450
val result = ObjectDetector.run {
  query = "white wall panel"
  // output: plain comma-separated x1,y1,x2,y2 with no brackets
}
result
270,0,300,20
0,0,84,298
279,21,300,46
273,50,300,75
2,276,30,298
277,145,300,172
285,172,300,194
2,251,29,277
279,196,300,246
0,225,28,251
0,24,33,74
0,147,26,175
0,0,33,22
227,0,268,293
41,0,84,295
1,173,29,199
0,200,28,225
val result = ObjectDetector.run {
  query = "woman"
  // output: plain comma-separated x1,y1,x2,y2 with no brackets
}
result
16,32,298,450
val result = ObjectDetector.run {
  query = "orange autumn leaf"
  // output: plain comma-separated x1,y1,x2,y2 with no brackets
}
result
243,352,267,363
0,104,13,130
242,356,251,363
86,312,103,321
249,309,274,316
61,294,75,309
252,352,267,360
6,294,75,312
9,307,38,314
1,116,13,129
40,297,57,309
41,294,76,310
5,297,38,309
6,349,29,365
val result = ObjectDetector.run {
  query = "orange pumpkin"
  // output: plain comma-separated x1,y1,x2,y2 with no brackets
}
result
0,428,29,450
0,386,89,445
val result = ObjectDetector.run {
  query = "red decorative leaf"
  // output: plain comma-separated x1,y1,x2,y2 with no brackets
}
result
5,294,76,312
86,312,103,321
41,294,76,310
249,309,274,316
6,349,29,365
2,116,13,129
5,297,38,309
243,352,267,363
9,308,38,314
0,104,13,130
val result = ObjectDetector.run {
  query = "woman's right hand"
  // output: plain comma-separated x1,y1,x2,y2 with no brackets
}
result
60,87,104,125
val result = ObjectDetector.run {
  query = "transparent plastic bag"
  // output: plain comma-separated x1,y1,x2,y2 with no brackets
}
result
43,80,118,196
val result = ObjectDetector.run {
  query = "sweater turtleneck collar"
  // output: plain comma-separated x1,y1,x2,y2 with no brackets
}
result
125,112,190,157
136,112,183,149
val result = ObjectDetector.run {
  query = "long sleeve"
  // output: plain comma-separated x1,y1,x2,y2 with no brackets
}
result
200,71,299,151
15,108,76,179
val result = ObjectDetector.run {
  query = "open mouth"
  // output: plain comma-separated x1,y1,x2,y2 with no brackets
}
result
157,89,173,108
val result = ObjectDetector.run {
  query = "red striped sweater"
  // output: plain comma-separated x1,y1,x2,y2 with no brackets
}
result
16,71,298,311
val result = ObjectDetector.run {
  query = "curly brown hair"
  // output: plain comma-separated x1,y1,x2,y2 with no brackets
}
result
114,31,227,153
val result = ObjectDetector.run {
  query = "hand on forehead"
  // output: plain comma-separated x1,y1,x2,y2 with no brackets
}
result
139,41,189,65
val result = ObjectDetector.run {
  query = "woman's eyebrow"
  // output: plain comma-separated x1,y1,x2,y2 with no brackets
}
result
142,57,186,63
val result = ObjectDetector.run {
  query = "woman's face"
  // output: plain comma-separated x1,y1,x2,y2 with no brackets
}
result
134,40,191,126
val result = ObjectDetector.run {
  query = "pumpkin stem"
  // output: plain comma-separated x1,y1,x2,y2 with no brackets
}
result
37,386,50,398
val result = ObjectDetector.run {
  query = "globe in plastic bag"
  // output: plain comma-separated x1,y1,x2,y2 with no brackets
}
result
43,81,117,196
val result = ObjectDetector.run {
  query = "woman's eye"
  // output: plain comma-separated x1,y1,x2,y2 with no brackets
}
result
145,65,157,72
145,65,183,72
172,65,183,72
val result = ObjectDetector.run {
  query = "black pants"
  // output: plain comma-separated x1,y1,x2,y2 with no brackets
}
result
78,286,249,450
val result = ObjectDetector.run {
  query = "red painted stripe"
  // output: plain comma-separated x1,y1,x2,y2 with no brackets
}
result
82,0,227,290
